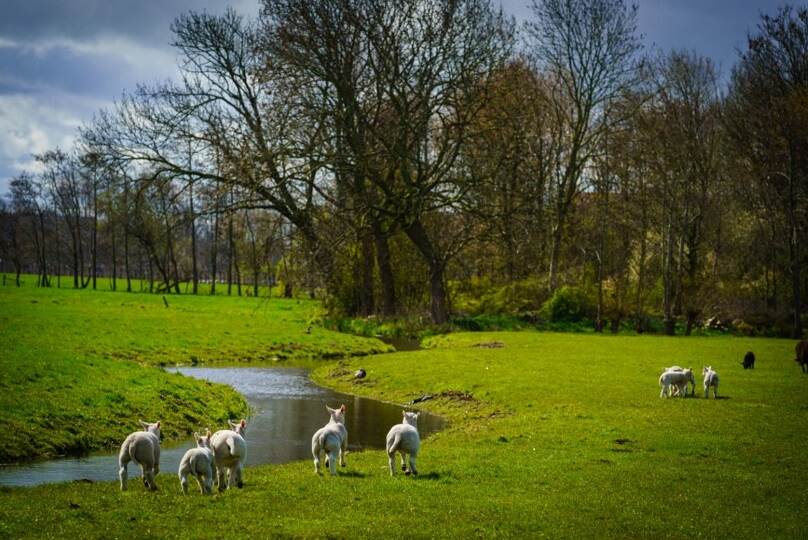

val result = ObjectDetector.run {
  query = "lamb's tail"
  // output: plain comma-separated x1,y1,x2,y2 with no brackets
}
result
387,432,402,454
226,437,237,457
118,440,129,467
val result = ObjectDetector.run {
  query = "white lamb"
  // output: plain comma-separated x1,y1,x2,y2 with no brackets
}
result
118,420,161,491
311,404,348,476
703,366,720,399
210,419,247,491
659,368,695,398
178,430,215,495
661,366,695,396
386,411,420,476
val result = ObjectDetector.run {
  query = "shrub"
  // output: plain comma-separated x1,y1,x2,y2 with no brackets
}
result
538,286,593,323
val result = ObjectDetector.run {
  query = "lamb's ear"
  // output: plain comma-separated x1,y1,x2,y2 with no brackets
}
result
228,419,237,428
403,410,407,416
194,432,200,441
155,421,160,429
326,405,334,414
339,404,346,413
240,419,246,428
138,419,149,429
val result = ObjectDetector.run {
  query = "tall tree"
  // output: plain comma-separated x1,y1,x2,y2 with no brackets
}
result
526,0,642,291
726,5,808,338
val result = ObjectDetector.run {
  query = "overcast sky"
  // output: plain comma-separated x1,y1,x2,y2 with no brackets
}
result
0,0,786,194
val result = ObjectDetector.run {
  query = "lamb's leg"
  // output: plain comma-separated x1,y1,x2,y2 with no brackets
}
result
704,384,709,399
340,436,347,467
118,457,129,491
328,450,338,476
153,454,160,476
139,464,148,488
235,463,244,488
401,451,408,474
409,453,418,476
313,445,322,474
387,450,396,476
179,472,189,494
147,466,158,491
194,473,205,495
216,463,227,492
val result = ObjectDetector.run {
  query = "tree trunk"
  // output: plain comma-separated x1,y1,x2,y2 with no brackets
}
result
358,229,375,316
190,180,198,295
404,219,448,324
211,208,219,295
227,211,234,296
789,221,803,338
124,177,132,293
548,221,563,292
373,223,397,317
92,181,98,290
111,219,117,291
662,212,676,336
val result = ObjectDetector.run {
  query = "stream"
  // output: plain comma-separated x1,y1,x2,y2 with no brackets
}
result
0,367,445,487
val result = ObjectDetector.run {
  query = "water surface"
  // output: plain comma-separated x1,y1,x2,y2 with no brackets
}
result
0,367,444,487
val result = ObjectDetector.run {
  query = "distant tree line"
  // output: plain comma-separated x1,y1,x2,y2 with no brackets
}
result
1,0,806,338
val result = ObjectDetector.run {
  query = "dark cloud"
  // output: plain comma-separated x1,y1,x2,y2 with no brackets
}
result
0,0,259,45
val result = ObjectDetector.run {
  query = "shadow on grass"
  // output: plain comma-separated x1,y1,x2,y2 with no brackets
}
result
412,471,445,481
338,471,367,479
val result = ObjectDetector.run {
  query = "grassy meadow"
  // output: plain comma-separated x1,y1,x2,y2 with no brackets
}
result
1,279,807,538
0,279,389,461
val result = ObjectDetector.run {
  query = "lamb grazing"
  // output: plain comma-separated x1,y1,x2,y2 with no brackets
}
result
659,368,695,398
742,351,756,369
118,420,161,491
386,411,421,476
311,404,348,476
795,341,808,373
703,366,720,398
210,419,247,491
178,430,215,495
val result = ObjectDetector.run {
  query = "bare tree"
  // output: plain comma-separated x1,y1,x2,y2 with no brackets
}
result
526,0,642,291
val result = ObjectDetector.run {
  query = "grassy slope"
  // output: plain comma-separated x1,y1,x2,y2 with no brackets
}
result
2,331,806,538
0,284,389,461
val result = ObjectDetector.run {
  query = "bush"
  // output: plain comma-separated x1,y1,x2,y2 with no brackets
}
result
451,314,525,332
538,286,592,323
453,277,548,316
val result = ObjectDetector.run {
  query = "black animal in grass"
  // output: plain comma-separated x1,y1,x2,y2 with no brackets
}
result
796,340,808,374
741,351,755,369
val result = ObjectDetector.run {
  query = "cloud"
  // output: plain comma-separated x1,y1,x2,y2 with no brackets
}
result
0,34,179,95
0,0,262,196
0,94,100,193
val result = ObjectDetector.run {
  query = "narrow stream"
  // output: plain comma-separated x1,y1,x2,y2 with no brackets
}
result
0,367,445,487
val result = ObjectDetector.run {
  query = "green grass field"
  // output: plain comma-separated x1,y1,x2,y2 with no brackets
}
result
0,282,389,461
1,282,806,538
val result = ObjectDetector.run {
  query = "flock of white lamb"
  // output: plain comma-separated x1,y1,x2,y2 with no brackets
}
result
117,364,725,494
659,365,720,398
117,405,421,494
